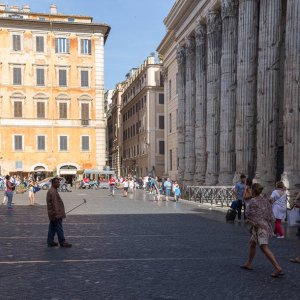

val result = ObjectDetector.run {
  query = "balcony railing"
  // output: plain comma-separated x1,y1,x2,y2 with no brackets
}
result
81,119,89,126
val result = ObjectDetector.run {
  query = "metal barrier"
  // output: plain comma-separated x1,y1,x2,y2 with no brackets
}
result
186,186,235,207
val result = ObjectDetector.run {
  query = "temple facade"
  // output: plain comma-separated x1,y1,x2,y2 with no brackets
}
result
157,0,300,197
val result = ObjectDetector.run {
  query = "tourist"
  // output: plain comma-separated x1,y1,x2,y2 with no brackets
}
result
173,182,181,202
2,175,7,205
240,183,283,277
270,181,287,239
289,191,300,264
5,175,15,209
28,179,35,206
109,175,116,196
164,178,172,202
123,178,129,197
233,174,246,221
46,177,72,248
129,178,135,193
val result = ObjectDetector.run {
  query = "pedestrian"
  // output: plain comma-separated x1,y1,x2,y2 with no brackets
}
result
164,178,172,202
129,178,134,193
173,182,181,202
28,179,35,206
123,178,129,197
290,191,300,264
2,176,8,205
240,183,283,277
233,174,246,221
46,177,72,248
270,181,287,239
109,175,116,196
5,175,15,209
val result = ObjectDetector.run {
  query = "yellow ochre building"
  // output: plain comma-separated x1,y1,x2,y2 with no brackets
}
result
0,4,110,181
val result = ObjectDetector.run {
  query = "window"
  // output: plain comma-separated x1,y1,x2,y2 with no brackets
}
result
14,135,23,151
81,103,89,120
159,115,165,130
14,101,22,118
80,39,92,55
68,18,75,22
169,80,172,100
37,136,46,151
12,34,21,51
36,68,45,86
36,36,44,52
59,103,67,119
159,141,165,155
55,38,70,53
13,67,22,85
15,161,23,169
169,113,172,133
169,149,173,171
39,17,45,21
81,70,89,87
59,69,67,86
159,93,164,104
81,136,90,151
59,136,68,151
37,102,45,118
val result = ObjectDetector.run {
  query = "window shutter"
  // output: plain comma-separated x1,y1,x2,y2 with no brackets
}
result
159,115,164,129
37,136,45,150
159,141,165,155
81,70,89,87
14,101,22,118
82,136,89,151
36,69,45,86
37,102,45,118
59,69,67,86
59,103,67,119
60,136,67,151
55,38,58,53
80,39,84,54
13,35,21,51
87,39,91,54
66,38,70,53
13,67,21,85
36,36,44,52
14,135,23,150
81,103,89,120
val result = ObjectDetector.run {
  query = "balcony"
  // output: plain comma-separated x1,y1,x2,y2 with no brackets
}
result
81,119,89,126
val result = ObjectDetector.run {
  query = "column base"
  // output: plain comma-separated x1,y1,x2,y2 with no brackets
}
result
218,173,234,186
254,171,276,195
205,173,218,186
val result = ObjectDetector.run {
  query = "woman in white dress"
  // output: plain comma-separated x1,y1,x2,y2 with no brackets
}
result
270,181,287,239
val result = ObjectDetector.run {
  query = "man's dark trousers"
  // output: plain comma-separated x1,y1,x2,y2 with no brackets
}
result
47,218,65,245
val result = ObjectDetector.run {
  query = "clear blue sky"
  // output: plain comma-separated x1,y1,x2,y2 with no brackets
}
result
9,0,175,90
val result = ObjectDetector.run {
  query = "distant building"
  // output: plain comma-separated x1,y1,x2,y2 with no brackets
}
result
0,4,110,181
121,55,165,178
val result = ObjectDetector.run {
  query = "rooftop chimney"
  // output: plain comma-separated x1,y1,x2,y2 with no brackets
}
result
22,5,30,13
50,4,57,14
0,3,6,11
10,5,19,12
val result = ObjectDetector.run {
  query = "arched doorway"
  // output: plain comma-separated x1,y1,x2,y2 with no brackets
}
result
58,164,78,185
32,164,49,181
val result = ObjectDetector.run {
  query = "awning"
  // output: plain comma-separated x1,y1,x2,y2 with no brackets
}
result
84,169,115,175
60,170,77,175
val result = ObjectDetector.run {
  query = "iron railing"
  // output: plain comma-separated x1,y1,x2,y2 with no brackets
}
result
186,186,235,207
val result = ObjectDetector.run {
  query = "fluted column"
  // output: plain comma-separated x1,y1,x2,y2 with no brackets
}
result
184,36,196,185
255,0,282,193
176,45,186,184
205,10,222,185
282,0,300,198
219,0,239,185
234,0,259,181
194,21,207,185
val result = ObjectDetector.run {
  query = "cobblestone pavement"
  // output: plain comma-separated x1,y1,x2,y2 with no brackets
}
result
0,189,299,299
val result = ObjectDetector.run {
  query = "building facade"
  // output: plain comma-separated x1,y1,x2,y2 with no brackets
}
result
121,56,165,178
0,4,110,180
158,0,300,197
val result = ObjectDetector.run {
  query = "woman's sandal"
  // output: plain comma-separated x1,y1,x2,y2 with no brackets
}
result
270,270,284,278
290,258,300,264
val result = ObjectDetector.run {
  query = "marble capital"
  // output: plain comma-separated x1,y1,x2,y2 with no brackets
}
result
185,36,196,56
161,67,168,81
195,20,206,46
222,0,239,19
176,45,186,65
207,10,222,34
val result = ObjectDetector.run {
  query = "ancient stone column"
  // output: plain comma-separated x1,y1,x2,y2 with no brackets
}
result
194,21,207,185
255,0,282,193
184,36,196,185
234,0,259,181
219,0,239,185
205,10,222,185
176,45,186,184
282,0,300,198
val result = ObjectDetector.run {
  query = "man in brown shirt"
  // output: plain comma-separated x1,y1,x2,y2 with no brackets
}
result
46,177,72,248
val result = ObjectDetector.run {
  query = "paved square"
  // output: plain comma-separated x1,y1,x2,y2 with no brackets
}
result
0,189,299,299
